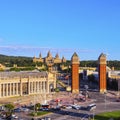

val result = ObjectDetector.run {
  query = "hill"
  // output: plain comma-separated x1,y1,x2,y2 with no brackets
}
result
0,54,34,67
0,54,120,70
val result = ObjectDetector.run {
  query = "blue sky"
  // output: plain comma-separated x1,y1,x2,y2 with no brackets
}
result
0,0,120,60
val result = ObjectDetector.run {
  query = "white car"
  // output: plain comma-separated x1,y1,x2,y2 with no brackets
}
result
12,114,18,119
66,106,72,109
71,104,81,110
87,103,96,111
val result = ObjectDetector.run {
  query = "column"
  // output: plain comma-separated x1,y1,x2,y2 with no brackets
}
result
37,81,40,93
6,84,8,97
10,83,11,96
43,82,45,93
13,83,15,95
34,81,36,93
39,82,41,93
33,82,35,93
31,82,33,93
0,82,1,98
28,78,30,95
37,81,39,93
40,82,42,93
42,81,44,93
3,84,4,97
16,83,18,95
36,81,37,93
20,79,23,96
45,81,47,93
47,81,49,93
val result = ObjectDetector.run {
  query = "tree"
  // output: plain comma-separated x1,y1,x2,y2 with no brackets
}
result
54,88,60,92
4,103,15,117
35,103,41,111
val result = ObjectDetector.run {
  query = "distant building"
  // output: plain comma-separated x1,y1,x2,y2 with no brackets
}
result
108,70,120,79
0,64,5,70
33,51,66,67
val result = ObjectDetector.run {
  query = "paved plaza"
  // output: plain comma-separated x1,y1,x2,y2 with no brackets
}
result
0,90,118,106
0,90,120,120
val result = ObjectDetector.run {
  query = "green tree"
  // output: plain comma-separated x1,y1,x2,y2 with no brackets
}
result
35,103,41,111
54,88,60,92
4,103,15,116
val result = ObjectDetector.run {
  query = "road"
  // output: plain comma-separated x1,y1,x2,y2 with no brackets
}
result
1,91,120,120
15,101,120,120
47,102,120,120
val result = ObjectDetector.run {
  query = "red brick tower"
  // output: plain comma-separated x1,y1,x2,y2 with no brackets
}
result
98,53,107,93
71,52,80,93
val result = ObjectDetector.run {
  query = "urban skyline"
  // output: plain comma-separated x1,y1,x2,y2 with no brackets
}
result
0,0,120,60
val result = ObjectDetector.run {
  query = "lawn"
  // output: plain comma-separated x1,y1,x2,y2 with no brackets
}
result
30,111,51,117
94,110,120,120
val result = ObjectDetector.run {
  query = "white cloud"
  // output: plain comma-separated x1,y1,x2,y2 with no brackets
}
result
0,45,97,53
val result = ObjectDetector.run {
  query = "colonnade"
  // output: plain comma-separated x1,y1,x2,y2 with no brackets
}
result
0,82,20,97
0,72,56,98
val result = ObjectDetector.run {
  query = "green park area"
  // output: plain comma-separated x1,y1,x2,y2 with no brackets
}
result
94,110,120,120
30,111,51,117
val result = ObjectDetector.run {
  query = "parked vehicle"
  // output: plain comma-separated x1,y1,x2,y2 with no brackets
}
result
80,106,88,110
71,104,81,110
21,108,29,112
14,108,21,112
12,114,18,119
87,103,96,111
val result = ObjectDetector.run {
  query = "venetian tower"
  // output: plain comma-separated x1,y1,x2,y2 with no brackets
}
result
98,53,107,93
71,52,80,93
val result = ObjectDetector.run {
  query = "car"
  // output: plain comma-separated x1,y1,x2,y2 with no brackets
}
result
14,108,21,112
21,108,29,112
43,108,49,111
87,103,96,111
71,104,81,110
66,106,72,109
1,114,6,119
12,114,18,119
44,117,51,120
80,106,87,110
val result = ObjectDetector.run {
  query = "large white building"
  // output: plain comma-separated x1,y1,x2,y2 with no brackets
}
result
0,71,56,98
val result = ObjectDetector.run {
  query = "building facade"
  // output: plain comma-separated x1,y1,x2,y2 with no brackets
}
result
71,52,80,93
33,51,66,66
0,71,56,98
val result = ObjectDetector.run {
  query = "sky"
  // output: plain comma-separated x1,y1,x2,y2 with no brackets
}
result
0,0,120,60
